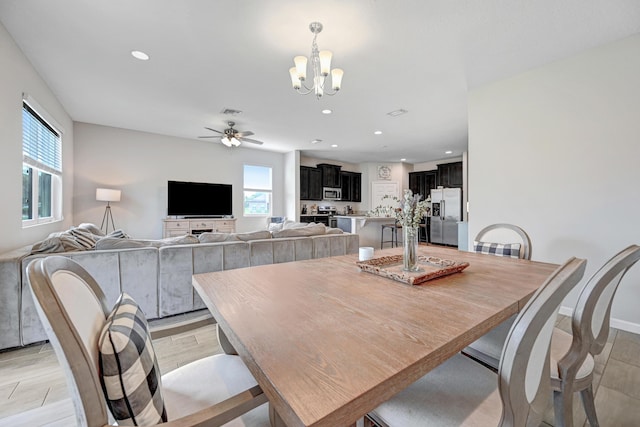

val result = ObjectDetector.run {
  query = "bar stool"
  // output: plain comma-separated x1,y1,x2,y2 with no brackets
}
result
381,222,400,249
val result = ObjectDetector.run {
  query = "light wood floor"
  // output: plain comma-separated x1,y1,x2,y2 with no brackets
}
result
1,315,639,426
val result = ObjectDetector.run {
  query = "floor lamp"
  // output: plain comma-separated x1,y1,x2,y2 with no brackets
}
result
96,188,121,234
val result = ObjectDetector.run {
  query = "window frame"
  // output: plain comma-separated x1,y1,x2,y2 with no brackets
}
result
22,96,63,227
242,164,273,217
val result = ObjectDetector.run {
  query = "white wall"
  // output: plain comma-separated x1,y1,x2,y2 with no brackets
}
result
468,34,640,332
74,123,286,238
0,22,75,253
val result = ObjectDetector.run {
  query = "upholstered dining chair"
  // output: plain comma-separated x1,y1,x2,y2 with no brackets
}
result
551,244,640,427
463,223,533,369
365,257,586,427
27,256,270,427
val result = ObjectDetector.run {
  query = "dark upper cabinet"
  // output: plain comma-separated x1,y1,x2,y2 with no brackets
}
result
340,171,362,202
437,162,463,188
317,163,342,188
300,166,322,200
409,170,437,200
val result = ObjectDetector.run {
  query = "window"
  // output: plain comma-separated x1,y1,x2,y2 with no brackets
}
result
22,100,62,226
243,165,272,216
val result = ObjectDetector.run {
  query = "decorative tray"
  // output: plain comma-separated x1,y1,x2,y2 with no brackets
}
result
356,255,470,286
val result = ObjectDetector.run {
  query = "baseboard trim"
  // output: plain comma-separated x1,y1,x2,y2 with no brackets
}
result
559,305,640,335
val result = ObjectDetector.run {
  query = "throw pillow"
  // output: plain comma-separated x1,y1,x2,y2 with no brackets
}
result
99,293,167,425
68,227,98,249
473,241,522,259
107,229,130,239
77,223,106,237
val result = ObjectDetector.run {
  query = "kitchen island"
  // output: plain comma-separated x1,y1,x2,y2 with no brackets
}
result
334,215,398,249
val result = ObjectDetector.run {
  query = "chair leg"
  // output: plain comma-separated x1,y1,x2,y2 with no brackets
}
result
580,385,599,427
553,389,575,427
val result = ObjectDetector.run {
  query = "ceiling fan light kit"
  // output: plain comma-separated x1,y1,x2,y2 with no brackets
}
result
198,121,264,147
289,22,343,99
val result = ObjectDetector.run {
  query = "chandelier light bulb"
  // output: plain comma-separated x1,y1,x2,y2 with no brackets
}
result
294,56,308,81
289,67,301,89
331,68,344,91
319,50,332,76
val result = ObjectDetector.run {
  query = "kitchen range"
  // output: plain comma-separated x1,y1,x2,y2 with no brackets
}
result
300,205,338,227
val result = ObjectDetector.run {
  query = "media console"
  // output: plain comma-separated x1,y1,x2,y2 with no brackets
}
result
163,218,236,238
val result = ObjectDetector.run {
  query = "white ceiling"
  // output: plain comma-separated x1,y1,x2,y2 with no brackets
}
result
1,0,639,164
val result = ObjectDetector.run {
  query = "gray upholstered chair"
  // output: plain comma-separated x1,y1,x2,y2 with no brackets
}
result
365,257,586,427
463,223,532,369
551,244,640,427
27,256,270,427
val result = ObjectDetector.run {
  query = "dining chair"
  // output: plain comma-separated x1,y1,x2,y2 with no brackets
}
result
463,223,532,369
551,244,640,427
365,257,586,427
27,255,270,427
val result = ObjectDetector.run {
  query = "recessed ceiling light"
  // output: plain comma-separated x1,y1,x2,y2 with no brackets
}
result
445,150,453,154
400,158,406,162
331,144,338,148
321,109,333,115
387,109,408,117
311,139,322,144
131,50,150,61
374,130,382,135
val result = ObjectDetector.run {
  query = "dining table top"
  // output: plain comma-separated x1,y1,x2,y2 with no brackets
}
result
192,245,559,427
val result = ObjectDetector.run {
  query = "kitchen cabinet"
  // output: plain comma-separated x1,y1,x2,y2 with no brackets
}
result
340,171,362,202
409,170,437,200
437,161,463,188
317,163,342,188
300,166,322,200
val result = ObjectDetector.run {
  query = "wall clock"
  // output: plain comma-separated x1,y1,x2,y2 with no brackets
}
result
378,165,391,180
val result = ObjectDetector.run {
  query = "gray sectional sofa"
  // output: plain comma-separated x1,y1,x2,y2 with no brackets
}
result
0,225,358,350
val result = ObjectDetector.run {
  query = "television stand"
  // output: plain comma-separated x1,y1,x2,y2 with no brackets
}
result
162,217,236,238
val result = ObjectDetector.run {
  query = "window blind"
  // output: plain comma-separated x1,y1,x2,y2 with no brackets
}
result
22,102,62,174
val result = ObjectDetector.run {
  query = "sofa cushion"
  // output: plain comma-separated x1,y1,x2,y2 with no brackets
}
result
99,293,167,425
272,224,327,238
325,226,344,235
96,235,199,250
233,230,272,241
198,232,229,243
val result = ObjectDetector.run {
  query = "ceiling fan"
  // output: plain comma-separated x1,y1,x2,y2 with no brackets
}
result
198,121,264,147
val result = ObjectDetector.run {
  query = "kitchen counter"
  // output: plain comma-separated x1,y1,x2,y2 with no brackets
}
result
334,215,398,249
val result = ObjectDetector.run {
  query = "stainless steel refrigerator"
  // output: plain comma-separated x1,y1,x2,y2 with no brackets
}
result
430,188,462,246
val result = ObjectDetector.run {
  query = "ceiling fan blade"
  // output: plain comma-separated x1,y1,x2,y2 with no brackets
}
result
204,127,224,134
240,137,264,145
235,131,254,138
198,135,222,139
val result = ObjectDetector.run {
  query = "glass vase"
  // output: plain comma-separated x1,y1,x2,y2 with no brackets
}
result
402,226,421,272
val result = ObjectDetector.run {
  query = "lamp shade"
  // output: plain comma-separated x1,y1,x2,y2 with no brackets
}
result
96,188,121,202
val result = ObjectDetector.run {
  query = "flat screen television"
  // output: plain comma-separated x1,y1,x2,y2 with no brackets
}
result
167,180,232,217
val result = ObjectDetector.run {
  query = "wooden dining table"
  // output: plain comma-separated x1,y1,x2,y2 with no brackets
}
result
192,245,559,427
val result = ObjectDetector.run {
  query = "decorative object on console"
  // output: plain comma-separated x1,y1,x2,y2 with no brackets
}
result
96,188,121,234
289,22,344,99
369,189,430,271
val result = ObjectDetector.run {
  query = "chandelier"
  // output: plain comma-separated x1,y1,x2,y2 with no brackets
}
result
289,22,344,99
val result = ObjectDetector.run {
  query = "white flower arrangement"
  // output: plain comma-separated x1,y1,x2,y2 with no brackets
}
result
368,189,430,229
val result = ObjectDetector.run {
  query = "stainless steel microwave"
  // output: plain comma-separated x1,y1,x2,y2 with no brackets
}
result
323,187,342,200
